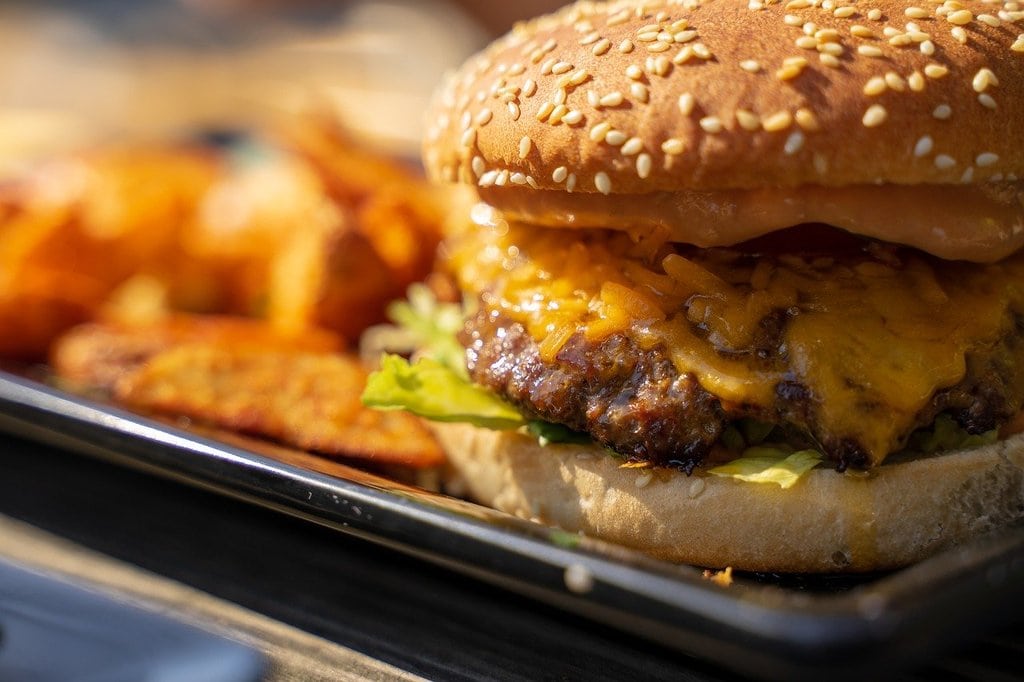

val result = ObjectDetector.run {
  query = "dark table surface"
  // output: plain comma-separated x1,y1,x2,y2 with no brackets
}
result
1,433,1022,681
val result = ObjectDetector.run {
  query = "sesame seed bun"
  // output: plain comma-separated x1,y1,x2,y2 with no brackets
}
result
424,0,1024,196
432,422,1024,572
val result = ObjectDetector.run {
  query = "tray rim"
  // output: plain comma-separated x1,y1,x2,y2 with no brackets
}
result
1,369,1022,680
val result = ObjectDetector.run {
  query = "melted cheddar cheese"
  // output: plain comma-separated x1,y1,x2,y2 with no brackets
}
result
446,204,1024,465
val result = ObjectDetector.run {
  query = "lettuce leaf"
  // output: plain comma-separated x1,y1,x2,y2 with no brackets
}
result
386,284,468,376
905,413,998,454
707,448,822,489
362,354,526,430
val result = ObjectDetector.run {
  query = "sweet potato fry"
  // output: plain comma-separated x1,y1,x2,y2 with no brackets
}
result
51,314,342,392
116,344,444,469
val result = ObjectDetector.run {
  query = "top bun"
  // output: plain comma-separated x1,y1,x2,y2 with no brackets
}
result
423,0,1024,195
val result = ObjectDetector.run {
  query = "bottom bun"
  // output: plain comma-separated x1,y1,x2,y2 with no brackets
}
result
431,423,1024,572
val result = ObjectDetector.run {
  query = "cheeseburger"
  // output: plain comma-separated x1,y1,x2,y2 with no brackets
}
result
368,0,1024,571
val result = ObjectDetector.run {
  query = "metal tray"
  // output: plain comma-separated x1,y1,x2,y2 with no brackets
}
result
1,369,1022,680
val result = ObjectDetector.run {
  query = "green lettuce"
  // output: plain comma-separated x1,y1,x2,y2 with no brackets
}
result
362,354,526,430
707,448,822,489
384,283,468,376
905,413,998,454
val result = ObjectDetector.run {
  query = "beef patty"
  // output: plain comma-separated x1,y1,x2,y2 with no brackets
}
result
461,309,1024,472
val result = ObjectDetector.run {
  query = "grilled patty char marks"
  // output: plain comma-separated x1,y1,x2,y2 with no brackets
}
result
462,309,1024,471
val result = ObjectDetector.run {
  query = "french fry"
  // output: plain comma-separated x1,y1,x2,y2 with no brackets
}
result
116,344,444,469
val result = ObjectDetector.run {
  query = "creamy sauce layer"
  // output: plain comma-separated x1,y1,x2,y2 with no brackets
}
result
479,182,1024,263
447,204,1024,464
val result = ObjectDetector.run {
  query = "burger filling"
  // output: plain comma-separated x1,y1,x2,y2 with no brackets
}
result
441,203,1024,470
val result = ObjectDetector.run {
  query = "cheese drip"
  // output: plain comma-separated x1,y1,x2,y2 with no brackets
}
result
447,204,1024,464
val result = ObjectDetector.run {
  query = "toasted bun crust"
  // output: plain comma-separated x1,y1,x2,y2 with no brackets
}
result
432,423,1024,572
424,0,1024,195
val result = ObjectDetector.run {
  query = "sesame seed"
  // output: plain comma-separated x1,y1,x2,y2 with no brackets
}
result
815,28,841,43
862,104,888,127
562,110,584,125
600,92,624,107
507,102,521,120
674,30,698,43
960,167,974,184
863,76,887,95
548,104,568,124
592,38,612,56
536,101,555,122
552,166,568,183
636,153,652,179
626,64,644,80
933,103,952,119
579,32,600,46
476,108,493,125
973,68,998,93
595,172,612,195
885,72,906,91
951,26,968,43
566,172,577,192
540,58,556,75
494,170,509,187
673,46,694,64
763,110,793,131
478,170,498,187
924,63,949,79
935,154,956,170
834,6,856,18
619,39,634,53
605,130,627,146
621,137,644,156
978,93,997,109
858,44,885,57
905,6,929,18
460,127,477,148
803,21,818,35
946,9,973,24
976,153,999,167
647,41,671,53
784,14,803,26
552,61,573,75
920,39,935,55
740,59,761,73
914,135,933,157
471,156,485,177
851,25,876,38
589,122,611,141
908,71,925,91
662,138,685,155
776,62,805,80
796,35,819,49
587,90,600,107
868,8,882,20
522,79,537,97
700,116,724,133
678,93,696,116
637,31,659,42
784,131,805,155
795,108,819,130
819,53,841,68
736,109,761,131
1013,35,1024,52
510,172,527,186
553,88,568,105
692,43,712,60
883,26,902,38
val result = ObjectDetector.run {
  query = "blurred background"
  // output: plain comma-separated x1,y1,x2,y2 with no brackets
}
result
0,0,563,169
